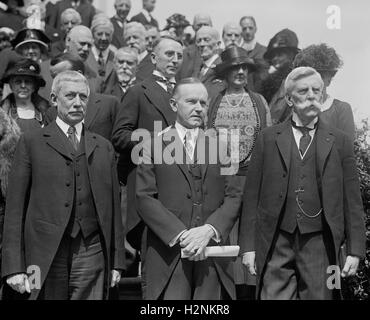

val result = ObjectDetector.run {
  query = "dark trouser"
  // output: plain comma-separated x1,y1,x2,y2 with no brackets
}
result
160,258,228,300
261,229,333,300
39,231,105,300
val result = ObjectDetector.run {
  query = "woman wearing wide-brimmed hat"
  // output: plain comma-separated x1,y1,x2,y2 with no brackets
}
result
11,28,50,63
208,46,272,174
1,58,49,133
206,45,271,299
293,43,355,141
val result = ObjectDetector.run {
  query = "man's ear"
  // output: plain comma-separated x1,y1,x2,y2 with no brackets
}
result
150,51,156,65
285,94,293,107
169,98,177,113
50,92,58,107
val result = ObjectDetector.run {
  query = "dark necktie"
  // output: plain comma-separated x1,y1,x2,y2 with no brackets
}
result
67,126,79,151
153,75,175,95
98,51,106,77
291,119,316,156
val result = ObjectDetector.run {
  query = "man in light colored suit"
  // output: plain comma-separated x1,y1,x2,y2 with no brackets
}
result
239,67,366,299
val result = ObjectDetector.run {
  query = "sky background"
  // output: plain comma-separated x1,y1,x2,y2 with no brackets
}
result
95,0,370,124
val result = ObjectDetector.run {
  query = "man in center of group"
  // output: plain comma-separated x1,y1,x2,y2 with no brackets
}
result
136,78,243,299
112,36,183,251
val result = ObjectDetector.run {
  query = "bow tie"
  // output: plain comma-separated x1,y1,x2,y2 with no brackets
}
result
153,75,176,94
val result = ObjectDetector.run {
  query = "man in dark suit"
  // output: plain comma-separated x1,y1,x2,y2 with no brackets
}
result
112,36,183,249
101,46,138,102
40,25,102,97
110,0,131,49
239,67,366,300
124,21,153,82
50,8,82,58
87,16,115,81
176,13,212,80
48,0,96,30
2,70,125,299
239,16,268,93
193,26,222,87
135,78,243,299
44,53,120,142
130,0,158,29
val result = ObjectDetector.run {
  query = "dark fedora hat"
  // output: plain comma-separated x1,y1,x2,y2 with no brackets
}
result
11,28,50,52
2,58,46,87
264,28,300,61
215,46,256,77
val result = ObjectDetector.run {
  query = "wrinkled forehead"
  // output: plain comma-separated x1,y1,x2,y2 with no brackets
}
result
116,51,137,62
194,16,212,26
116,0,131,6
125,27,145,38
156,39,183,53
62,12,79,23
224,25,242,35
196,29,218,40
241,18,256,28
291,74,323,90
71,29,93,43
93,25,113,34
176,83,208,100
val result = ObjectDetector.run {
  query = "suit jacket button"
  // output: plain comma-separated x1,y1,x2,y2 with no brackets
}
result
66,161,71,166
186,193,191,199
65,203,69,207
66,182,71,187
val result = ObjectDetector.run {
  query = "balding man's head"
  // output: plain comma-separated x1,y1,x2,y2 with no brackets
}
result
60,8,81,34
196,26,220,61
66,25,93,61
124,22,147,53
151,37,183,78
222,22,242,48
193,13,212,32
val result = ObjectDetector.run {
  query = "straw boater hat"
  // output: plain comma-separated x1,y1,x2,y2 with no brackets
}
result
215,46,256,77
11,28,50,53
2,58,46,87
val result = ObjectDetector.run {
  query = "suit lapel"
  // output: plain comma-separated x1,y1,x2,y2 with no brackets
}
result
84,129,98,160
316,120,334,176
162,126,193,187
143,77,175,126
85,92,100,129
275,120,292,172
44,122,73,160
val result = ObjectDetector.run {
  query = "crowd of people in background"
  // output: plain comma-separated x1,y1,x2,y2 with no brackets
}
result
0,0,365,301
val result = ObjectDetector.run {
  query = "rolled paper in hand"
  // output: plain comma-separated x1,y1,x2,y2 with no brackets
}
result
181,245,240,258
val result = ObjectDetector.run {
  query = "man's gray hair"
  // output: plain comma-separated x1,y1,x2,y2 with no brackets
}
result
61,8,82,25
196,26,220,41
91,14,114,34
124,21,146,39
284,67,324,95
51,70,90,97
114,47,139,63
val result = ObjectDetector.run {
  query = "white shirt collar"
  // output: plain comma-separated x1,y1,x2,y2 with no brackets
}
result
292,112,318,129
291,112,318,159
203,54,219,68
175,122,199,143
92,46,110,63
56,116,83,142
142,9,152,22
152,70,176,92
138,50,148,63
321,95,334,113
242,38,257,51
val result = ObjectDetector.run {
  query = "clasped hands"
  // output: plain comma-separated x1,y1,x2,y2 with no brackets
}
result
179,225,215,261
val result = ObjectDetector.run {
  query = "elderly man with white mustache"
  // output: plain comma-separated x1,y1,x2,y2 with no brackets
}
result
239,67,366,300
